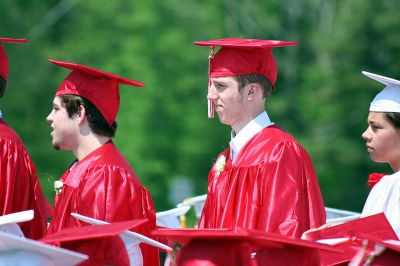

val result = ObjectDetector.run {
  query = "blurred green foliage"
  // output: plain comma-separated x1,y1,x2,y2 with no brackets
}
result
1,0,398,213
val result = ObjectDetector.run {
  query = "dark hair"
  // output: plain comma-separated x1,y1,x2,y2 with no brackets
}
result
59,94,117,137
0,76,7,98
385,112,400,129
233,74,272,99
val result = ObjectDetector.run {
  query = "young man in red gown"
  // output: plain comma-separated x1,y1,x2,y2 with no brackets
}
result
195,38,326,238
46,59,159,265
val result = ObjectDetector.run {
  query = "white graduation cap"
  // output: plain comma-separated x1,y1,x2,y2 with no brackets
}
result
0,231,88,266
156,206,191,228
0,210,34,237
362,71,400,112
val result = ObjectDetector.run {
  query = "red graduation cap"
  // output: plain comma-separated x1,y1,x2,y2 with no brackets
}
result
41,219,147,266
194,38,298,118
194,38,298,86
0,38,28,80
304,213,398,265
305,213,398,242
49,59,144,126
153,228,339,266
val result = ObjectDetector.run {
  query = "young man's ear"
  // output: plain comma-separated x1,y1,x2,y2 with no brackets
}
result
75,105,87,124
247,83,261,99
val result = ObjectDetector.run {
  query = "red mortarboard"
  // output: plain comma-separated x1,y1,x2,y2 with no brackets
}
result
304,213,398,265
153,228,339,266
0,38,28,80
194,38,298,86
41,219,147,266
306,213,398,242
49,59,144,126
194,38,298,118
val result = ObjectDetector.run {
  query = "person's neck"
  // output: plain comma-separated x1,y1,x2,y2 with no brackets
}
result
73,134,111,161
231,108,265,135
390,161,400,173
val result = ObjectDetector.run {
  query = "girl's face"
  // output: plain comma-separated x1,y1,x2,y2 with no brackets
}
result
362,112,400,171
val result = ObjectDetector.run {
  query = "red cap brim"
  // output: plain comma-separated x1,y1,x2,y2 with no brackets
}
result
194,38,298,48
0,38,28,44
41,219,147,244
49,59,144,87
153,228,339,253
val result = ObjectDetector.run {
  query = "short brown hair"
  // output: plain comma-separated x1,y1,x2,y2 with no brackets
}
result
59,94,117,137
233,74,272,99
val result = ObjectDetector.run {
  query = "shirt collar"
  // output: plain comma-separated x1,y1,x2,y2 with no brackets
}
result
230,111,274,161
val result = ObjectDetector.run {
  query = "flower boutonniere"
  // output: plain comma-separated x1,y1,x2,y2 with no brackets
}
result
54,180,64,195
214,155,227,177
367,173,387,189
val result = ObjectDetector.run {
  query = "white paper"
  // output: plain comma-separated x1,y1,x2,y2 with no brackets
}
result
0,223,24,237
383,239,400,246
156,206,190,228
326,214,361,226
177,194,207,218
0,210,34,226
316,237,350,246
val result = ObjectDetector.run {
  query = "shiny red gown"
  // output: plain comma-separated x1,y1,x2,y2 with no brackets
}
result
47,142,159,266
199,125,326,238
0,119,48,239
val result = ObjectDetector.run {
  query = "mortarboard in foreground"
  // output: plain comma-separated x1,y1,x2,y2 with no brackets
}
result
68,213,172,265
0,231,87,266
153,228,340,266
305,213,398,265
49,59,144,126
0,38,28,81
41,218,151,266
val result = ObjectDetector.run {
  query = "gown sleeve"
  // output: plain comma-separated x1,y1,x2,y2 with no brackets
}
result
0,137,48,239
256,140,326,237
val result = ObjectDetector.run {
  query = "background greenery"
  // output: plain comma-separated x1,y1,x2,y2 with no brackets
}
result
1,0,398,214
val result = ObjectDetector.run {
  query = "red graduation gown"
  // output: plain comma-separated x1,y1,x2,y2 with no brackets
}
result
199,125,326,238
47,142,159,266
0,119,48,239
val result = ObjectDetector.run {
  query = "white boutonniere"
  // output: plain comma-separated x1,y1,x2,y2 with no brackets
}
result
214,155,227,177
54,180,64,195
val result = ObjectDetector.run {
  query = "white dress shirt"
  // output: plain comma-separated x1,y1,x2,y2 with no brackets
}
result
230,111,274,162
361,171,400,238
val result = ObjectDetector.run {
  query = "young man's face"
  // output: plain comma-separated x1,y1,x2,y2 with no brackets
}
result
207,76,248,127
46,96,78,150
362,112,400,168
